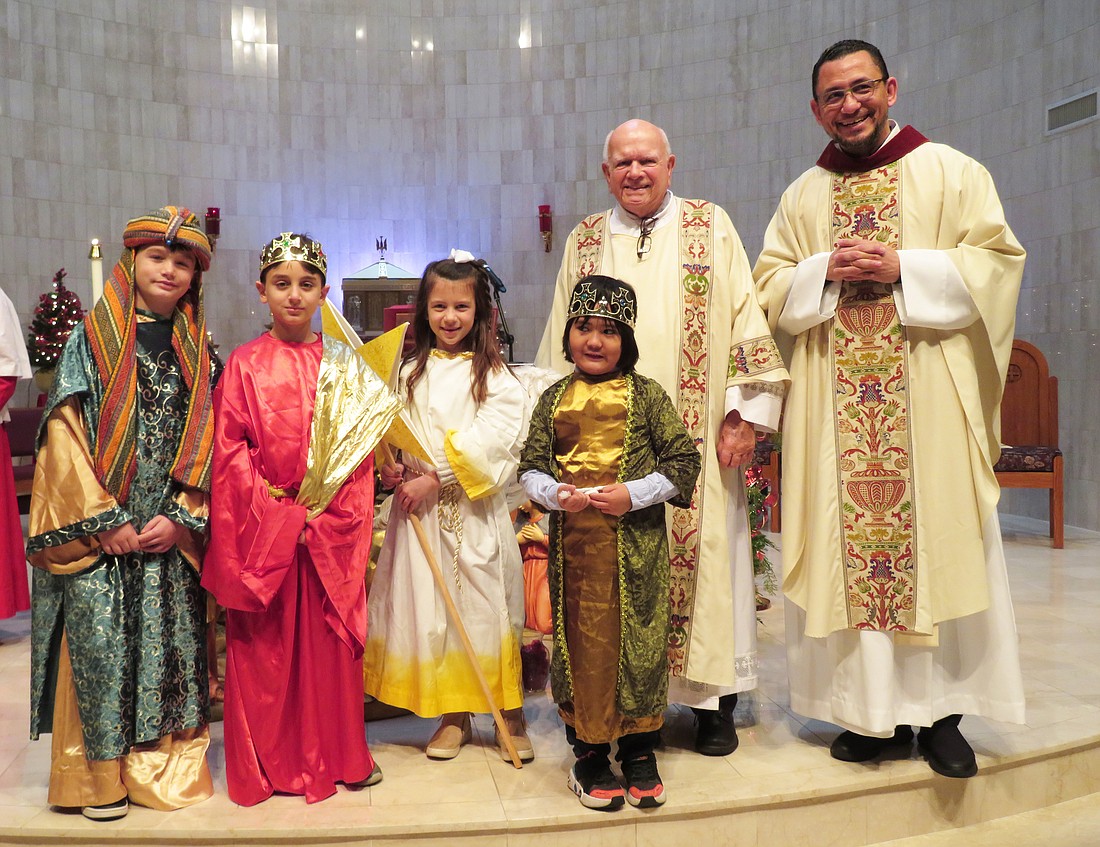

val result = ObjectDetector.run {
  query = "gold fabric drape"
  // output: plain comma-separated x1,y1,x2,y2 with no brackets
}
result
48,633,213,810
298,337,401,520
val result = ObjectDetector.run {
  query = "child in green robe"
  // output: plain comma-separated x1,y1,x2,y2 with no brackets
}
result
519,275,700,811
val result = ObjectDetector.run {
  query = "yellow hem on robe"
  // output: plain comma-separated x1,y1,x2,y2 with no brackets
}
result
363,635,524,717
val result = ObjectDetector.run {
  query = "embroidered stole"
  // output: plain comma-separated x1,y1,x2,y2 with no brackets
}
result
830,163,922,632
571,200,715,675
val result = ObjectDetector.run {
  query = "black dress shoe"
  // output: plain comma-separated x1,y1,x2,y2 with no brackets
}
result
830,725,914,762
917,715,977,778
692,693,739,756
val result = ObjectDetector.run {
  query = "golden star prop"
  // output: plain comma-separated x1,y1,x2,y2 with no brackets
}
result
321,300,434,466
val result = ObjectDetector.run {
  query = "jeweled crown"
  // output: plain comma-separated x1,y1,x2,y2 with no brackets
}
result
565,280,637,329
260,232,327,278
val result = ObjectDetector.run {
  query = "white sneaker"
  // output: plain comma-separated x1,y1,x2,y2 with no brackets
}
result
82,797,128,821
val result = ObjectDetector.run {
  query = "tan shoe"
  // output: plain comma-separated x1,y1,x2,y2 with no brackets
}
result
426,712,472,759
496,708,534,762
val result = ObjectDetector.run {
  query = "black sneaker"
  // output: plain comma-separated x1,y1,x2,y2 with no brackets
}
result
344,760,383,790
81,797,128,821
620,752,666,808
568,752,625,811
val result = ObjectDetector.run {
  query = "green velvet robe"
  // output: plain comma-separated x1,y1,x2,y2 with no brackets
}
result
518,371,700,717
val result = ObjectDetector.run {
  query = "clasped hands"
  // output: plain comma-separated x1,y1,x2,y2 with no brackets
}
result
556,483,632,516
98,515,186,555
827,239,901,284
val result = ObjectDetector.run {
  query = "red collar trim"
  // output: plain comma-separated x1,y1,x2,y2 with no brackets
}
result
816,125,930,173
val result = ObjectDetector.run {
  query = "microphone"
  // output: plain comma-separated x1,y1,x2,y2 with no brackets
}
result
482,263,507,294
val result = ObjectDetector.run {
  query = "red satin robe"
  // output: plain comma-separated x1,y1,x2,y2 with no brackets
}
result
202,333,375,806
0,376,31,619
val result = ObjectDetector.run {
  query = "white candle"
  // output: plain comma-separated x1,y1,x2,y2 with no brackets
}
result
89,238,104,302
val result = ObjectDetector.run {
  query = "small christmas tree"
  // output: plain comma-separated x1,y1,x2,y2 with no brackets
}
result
27,268,85,370
745,461,779,603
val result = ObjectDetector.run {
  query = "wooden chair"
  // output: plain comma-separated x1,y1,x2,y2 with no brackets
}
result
6,406,42,514
993,339,1064,548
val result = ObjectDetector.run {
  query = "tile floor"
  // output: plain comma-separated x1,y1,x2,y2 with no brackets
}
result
0,515,1096,845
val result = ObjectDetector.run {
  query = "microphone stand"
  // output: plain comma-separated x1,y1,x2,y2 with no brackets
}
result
482,263,515,363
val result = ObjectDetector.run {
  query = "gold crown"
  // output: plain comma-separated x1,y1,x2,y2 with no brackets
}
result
260,233,327,277
565,279,637,329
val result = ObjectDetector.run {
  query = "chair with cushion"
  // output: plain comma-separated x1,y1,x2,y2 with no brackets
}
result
993,339,1063,548
6,406,42,514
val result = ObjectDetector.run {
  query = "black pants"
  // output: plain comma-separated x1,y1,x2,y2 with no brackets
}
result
566,723,660,763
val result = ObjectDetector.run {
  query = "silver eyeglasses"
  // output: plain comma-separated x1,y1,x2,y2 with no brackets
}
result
818,78,887,110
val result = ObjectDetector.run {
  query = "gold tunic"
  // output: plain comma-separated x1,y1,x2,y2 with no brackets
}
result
554,375,662,742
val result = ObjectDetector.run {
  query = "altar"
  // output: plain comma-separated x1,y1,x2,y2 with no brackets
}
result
340,258,419,342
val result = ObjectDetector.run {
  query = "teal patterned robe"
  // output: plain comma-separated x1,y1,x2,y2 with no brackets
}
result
518,372,700,717
28,316,213,760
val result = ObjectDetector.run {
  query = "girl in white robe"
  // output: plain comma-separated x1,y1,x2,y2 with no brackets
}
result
363,254,531,762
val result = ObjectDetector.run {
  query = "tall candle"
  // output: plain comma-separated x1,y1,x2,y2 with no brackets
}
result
89,238,104,302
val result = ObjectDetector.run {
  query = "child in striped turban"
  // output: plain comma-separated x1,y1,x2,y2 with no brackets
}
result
27,205,219,821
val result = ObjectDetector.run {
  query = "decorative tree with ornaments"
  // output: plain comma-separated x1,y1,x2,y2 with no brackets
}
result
27,268,84,370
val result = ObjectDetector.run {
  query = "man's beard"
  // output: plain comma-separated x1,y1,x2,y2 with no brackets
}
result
835,119,888,158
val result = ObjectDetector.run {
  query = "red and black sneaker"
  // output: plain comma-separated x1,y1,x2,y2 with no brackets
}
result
568,751,625,811
621,752,666,808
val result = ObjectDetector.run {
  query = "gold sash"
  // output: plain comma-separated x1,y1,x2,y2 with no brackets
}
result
830,163,922,633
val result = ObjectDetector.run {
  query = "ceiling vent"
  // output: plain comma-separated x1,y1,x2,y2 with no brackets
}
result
1046,90,1097,134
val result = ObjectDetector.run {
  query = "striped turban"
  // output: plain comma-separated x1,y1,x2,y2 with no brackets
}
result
123,206,212,271
84,205,217,501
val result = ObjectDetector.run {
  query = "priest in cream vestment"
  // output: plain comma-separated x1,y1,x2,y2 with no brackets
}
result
537,119,789,756
754,40,1025,779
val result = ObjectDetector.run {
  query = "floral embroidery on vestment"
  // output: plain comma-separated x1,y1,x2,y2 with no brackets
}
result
830,163,921,632
665,199,714,676
727,335,785,381
568,200,715,677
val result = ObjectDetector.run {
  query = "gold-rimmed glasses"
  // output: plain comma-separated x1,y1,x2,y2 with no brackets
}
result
817,78,887,110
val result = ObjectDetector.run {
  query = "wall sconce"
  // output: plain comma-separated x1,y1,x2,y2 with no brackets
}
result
205,207,221,252
538,204,552,252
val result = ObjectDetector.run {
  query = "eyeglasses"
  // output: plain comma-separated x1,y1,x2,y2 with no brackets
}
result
817,78,887,110
637,216,656,260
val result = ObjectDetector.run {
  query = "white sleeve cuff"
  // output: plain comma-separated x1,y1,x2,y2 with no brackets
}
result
724,385,783,433
894,250,979,330
623,472,679,510
432,447,457,486
777,252,839,335
520,469,565,511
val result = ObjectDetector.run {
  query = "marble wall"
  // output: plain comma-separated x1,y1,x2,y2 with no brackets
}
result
1,0,1097,529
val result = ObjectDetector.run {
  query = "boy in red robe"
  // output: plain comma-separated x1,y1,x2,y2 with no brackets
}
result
203,233,400,805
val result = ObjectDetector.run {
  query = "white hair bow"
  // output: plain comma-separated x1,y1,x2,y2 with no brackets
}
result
449,248,476,263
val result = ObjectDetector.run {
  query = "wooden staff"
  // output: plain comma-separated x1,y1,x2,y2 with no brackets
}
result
379,444,523,769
